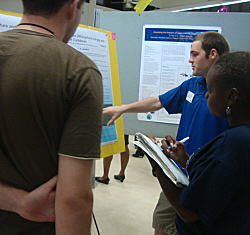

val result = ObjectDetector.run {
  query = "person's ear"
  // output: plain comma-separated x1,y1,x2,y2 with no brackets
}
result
228,88,239,105
210,48,218,61
67,0,78,20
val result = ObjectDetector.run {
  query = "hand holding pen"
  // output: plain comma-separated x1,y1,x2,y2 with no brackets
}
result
167,137,189,150
161,136,190,168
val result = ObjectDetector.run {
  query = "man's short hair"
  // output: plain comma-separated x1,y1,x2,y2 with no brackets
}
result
193,31,230,58
22,0,85,16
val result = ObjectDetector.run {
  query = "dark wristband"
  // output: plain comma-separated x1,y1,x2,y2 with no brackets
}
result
152,164,158,177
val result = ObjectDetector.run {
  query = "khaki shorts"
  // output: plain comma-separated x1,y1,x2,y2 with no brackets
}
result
152,191,178,235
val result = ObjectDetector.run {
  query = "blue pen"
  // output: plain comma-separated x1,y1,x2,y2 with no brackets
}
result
167,137,190,150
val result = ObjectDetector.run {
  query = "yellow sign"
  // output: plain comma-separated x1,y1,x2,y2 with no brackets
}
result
134,0,153,15
78,25,125,158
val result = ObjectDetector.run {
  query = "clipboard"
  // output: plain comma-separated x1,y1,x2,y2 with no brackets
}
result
134,132,189,188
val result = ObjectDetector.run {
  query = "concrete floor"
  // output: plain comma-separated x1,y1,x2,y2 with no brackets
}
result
91,135,162,235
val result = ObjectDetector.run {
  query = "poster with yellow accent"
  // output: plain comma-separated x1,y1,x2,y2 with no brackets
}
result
0,10,124,158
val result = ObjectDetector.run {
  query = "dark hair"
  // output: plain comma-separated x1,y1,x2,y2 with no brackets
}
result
193,31,230,58
211,51,250,104
22,0,85,16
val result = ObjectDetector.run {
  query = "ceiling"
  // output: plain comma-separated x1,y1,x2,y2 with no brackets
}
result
96,0,158,11
94,0,250,12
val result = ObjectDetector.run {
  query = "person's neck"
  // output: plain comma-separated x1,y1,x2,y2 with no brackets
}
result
228,113,250,127
16,14,66,42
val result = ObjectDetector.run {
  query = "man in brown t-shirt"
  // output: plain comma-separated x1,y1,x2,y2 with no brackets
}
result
0,0,103,234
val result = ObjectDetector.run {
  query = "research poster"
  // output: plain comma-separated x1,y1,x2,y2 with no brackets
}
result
68,27,117,146
0,12,20,32
138,25,221,124
0,11,117,146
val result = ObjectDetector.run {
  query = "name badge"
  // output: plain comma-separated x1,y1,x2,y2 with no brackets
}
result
186,91,195,103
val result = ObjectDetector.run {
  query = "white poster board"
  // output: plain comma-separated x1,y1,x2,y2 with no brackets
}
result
68,27,117,146
0,13,20,32
137,25,221,124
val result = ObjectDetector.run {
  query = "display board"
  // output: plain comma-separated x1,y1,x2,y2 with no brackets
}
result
70,24,125,157
0,10,124,157
95,10,250,138
137,24,221,125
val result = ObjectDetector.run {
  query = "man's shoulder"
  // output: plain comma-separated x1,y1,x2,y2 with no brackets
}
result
189,76,205,84
52,39,89,60
183,76,206,91
48,38,100,73
11,29,97,70
178,76,205,87
1,29,100,76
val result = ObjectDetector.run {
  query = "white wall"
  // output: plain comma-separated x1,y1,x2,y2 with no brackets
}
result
0,0,23,14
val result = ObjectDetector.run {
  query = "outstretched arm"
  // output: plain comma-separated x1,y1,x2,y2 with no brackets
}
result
103,96,163,127
0,176,57,222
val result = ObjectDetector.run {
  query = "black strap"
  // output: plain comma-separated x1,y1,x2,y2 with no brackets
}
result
92,212,101,235
18,23,54,35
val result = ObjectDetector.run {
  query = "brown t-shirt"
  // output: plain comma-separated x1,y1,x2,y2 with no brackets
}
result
0,29,103,234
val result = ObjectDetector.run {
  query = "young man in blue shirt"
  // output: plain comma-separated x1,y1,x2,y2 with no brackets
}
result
103,31,230,235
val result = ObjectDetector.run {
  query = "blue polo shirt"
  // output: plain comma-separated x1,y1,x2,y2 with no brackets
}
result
159,76,229,156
